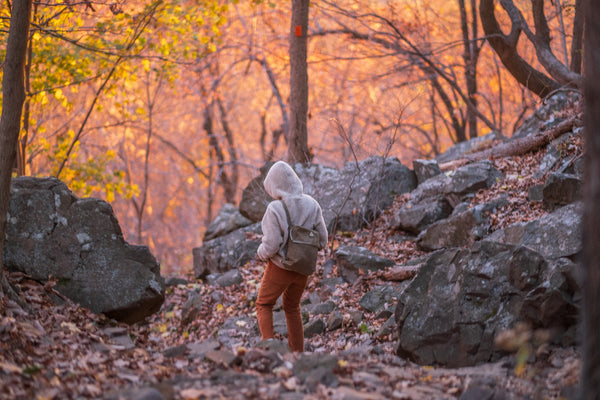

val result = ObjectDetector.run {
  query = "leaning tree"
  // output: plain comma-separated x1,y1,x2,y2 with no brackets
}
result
480,0,583,97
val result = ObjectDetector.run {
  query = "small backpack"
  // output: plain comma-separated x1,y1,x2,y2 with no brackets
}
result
280,200,320,276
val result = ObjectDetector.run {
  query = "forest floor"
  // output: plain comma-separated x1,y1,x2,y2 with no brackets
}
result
0,132,584,399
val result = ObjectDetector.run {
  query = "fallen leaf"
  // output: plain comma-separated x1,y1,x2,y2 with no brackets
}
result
0,361,21,373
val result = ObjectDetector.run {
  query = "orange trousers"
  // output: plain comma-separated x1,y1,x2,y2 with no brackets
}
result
256,260,308,352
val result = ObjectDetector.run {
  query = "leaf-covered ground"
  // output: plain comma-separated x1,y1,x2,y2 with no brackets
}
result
0,130,584,399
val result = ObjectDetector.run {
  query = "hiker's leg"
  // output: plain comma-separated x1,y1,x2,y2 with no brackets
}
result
282,271,309,352
256,261,287,340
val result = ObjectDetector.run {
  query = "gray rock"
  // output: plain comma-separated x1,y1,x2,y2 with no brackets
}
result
536,132,579,177
436,132,506,164
129,387,164,400
416,196,508,251
208,369,260,388
392,197,453,234
103,326,128,338
528,184,544,202
326,311,344,331
4,177,164,324
108,334,136,350
103,327,136,350
413,159,442,184
192,223,261,278
216,268,243,287
375,316,396,339
542,172,582,211
181,293,204,326
304,319,326,337
410,161,502,204
204,203,253,241
487,202,582,259
304,300,336,315
358,285,401,314
459,378,505,400
293,353,339,389
394,241,578,367
255,338,290,354
186,338,221,359
205,349,242,367
163,344,187,358
241,347,283,372
442,161,503,197
334,245,395,283
216,316,259,349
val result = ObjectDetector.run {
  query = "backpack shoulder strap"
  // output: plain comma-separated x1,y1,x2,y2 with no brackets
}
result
280,199,292,258
280,199,292,230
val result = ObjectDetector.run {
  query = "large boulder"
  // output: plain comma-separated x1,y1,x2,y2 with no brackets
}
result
239,157,417,233
334,245,395,283
391,197,453,234
487,202,582,259
416,196,509,251
193,223,262,278
409,160,502,204
412,159,442,185
4,177,165,324
394,241,578,367
541,173,582,211
203,203,253,241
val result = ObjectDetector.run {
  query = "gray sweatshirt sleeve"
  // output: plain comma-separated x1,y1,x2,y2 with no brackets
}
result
315,207,328,250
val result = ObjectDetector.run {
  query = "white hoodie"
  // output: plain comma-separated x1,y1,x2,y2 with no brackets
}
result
256,161,328,269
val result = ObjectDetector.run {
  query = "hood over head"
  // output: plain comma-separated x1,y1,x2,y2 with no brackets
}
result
263,161,303,199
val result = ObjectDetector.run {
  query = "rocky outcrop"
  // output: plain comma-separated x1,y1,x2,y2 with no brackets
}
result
239,156,417,232
186,93,584,371
394,241,578,367
392,160,503,236
4,177,165,324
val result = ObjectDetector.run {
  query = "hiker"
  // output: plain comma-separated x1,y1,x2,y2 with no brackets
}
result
255,161,328,352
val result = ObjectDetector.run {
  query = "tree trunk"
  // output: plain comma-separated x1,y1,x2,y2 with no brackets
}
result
581,0,600,397
288,0,310,163
458,0,479,140
570,0,584,74
0,0,33,302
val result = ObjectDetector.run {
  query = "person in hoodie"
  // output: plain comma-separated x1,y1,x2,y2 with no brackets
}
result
256,161,328,352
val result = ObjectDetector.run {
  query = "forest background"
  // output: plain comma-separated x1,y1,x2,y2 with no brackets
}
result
0,0,582,274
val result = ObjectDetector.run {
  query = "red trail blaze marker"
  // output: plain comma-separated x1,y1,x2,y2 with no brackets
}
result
295,26,302,37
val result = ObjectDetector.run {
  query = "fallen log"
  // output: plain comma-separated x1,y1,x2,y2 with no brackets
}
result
381,264,421,281
439,116,582,171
